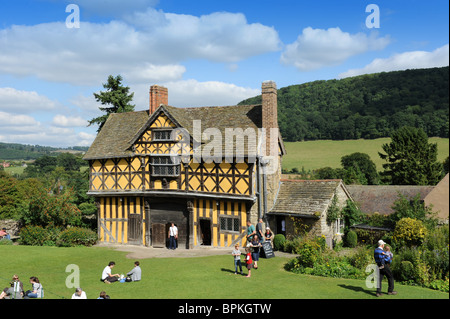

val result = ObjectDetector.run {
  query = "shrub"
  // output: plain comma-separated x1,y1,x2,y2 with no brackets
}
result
273,234,286,251
19,225,49,246
396,261,415,282
57,227,98,247
295,241,319,268
393,217,427,247
345,230,358,248
347,246,373,270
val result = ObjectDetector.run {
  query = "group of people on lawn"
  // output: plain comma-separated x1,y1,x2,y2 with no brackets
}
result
232,219,273,278
0,275,43,299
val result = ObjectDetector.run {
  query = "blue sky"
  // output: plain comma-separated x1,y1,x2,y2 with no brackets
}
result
0,0,448,147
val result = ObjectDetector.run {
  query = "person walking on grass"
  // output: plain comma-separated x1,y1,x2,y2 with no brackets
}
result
245,247,253,278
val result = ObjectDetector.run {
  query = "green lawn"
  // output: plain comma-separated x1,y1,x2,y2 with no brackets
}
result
283,137,449,172
0,245,447,299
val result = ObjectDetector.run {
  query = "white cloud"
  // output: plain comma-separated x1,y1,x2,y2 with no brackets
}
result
123,63,186,84
65,0,159,17
338,44,450,78
281,27,390,71
0,87,60,113
0,111,39,128
52,114,88,127
0,10,280,85
131,79,260,109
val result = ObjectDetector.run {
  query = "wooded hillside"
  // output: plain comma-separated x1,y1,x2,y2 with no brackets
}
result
239,67,449,142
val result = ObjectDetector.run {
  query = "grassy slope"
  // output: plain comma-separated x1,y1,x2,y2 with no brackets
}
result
0,245,447,299
282,137,449,172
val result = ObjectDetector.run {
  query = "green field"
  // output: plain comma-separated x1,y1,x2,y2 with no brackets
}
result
0,245,447,300
282,137,449,172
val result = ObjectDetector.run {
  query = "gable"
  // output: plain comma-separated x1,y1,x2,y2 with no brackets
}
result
83,111,149,160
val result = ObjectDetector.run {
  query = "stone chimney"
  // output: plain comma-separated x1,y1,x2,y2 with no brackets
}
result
149,85,168,114
261,81,278,155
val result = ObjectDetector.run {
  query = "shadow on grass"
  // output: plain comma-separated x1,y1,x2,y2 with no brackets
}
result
338,284,377,297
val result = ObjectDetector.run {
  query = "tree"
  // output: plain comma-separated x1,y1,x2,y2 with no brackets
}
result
88,75,135,132
341,152,379,185
378,126,443,185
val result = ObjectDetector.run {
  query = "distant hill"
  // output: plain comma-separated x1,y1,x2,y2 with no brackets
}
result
0,142,88,160
239,66,449,142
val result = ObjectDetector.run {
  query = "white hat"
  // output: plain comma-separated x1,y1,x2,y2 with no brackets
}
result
378,240,386,246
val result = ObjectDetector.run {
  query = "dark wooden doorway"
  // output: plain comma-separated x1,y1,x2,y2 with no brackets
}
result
151,223,166,248
128,213,142,245
199,219,211,245
149,201,189,249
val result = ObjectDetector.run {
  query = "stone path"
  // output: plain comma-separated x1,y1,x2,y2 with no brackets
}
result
95,243,295,259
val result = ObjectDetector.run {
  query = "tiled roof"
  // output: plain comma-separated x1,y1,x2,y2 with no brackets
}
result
269,179,343,217
346,185,434,215
83,104,264,160
83,110,149,160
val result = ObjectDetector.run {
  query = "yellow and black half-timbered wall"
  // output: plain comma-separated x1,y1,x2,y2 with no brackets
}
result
83,81,284,249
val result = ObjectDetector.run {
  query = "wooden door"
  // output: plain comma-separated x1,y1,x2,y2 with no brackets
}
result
152,223,166,248
128,213,142,245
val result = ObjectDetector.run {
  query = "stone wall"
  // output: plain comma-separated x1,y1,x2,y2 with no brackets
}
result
0,219,22,236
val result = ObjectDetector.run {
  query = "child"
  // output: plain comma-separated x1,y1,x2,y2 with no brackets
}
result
384,245,393,264
245,247,253,278
232,244,243,275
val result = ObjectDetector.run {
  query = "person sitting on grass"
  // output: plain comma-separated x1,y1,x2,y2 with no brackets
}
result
101,261,120,284
126,261,142,282
24,277,44,298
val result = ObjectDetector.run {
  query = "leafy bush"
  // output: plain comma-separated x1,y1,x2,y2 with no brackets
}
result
57,227,98,247
396,261,415,282
273,234,286,251
393,217,427,247
347,246,373,270
345,230,357,248
22,188,81,228
19,225,49,246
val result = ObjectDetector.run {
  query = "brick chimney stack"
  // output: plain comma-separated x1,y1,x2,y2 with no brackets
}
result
261,81,278,155
149,85,168,114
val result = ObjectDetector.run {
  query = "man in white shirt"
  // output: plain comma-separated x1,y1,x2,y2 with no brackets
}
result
168,222,178,250
71,288,87,299
101,261,119,283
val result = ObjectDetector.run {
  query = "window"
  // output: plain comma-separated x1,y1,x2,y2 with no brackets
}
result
333,218,345,235
153,130,173,141
151,156,180,177
220,216,240,232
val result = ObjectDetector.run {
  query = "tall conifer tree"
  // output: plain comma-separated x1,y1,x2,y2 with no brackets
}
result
379,126,443,185
88,75,135,132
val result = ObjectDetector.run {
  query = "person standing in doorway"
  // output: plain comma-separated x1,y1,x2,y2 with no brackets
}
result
168,222,178,250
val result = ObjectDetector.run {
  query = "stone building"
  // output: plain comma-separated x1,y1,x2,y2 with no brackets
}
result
267,179,353,247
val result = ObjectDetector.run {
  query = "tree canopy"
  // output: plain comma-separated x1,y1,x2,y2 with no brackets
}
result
379,126,443,185
239,67,449,141
88,75,135,132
